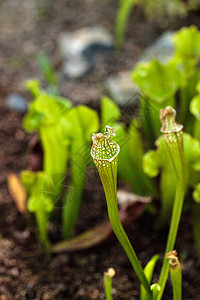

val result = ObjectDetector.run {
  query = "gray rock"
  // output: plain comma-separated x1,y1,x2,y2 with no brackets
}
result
59,27,113,58
140,31,174,63
59,27,113,79
105,71,139,106
5,94,27,113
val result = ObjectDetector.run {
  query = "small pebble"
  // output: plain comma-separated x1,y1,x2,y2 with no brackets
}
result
5,94,27,113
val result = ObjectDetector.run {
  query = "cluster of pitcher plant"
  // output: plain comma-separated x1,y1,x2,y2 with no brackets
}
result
11,26,200,298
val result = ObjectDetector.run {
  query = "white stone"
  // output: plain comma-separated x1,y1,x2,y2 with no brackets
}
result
59,27,113,59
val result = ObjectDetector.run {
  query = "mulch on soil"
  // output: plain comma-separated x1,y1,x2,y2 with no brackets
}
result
0,1,200,299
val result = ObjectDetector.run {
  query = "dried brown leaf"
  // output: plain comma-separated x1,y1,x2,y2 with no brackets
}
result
52,191,151,253
7,173,27,213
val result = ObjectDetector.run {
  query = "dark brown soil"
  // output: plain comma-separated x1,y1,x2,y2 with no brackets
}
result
0,1,200,299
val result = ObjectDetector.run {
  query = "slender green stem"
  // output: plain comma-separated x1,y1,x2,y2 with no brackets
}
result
158,175,184,299
115,0,136,50
91,127,152,299
104,268,115,300
166,251,182,300
107,193,152,298
151,284,161,300
104,278,113,300
62,171,85,238
36,210,50,253
170,263,182,300
158,106,185,299
101,166,152,299
140,255,159,300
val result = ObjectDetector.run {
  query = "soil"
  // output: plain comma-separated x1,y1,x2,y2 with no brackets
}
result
0,1,200,299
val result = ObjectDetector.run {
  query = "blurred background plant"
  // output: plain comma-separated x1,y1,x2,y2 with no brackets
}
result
115,0,200,49
91,112,185,299
21,79,99,250
18,26,200,256
37,53,59,95
103,26,200,256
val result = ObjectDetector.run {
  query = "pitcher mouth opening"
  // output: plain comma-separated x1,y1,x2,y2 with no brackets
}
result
91,126,120,163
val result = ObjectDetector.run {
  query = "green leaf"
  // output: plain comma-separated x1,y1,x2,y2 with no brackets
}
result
37,53,58,87
193,183,200,203
115,0,138,49
196,80,200,93
62,105,99,238
53,95,71,112
23,93,71,132
24,83,72,186
116,119,156,196
23,94,59,129
27,194,53,213
144,255,159,280
132,59,180,104
20,170,36,193
129,119,143,161
184,133,200,173
190,94,200,121
143,150,161,178
75,105,100,141
21,170,54,251
143,136,170,174
23,110,45,132
21,171,54,213
26,79,41,97
140,255,159,300
173,25,200,62
33,93,60,124
101,96,121,127
143,132,200,219
143,135,177,220
59,105,99,143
